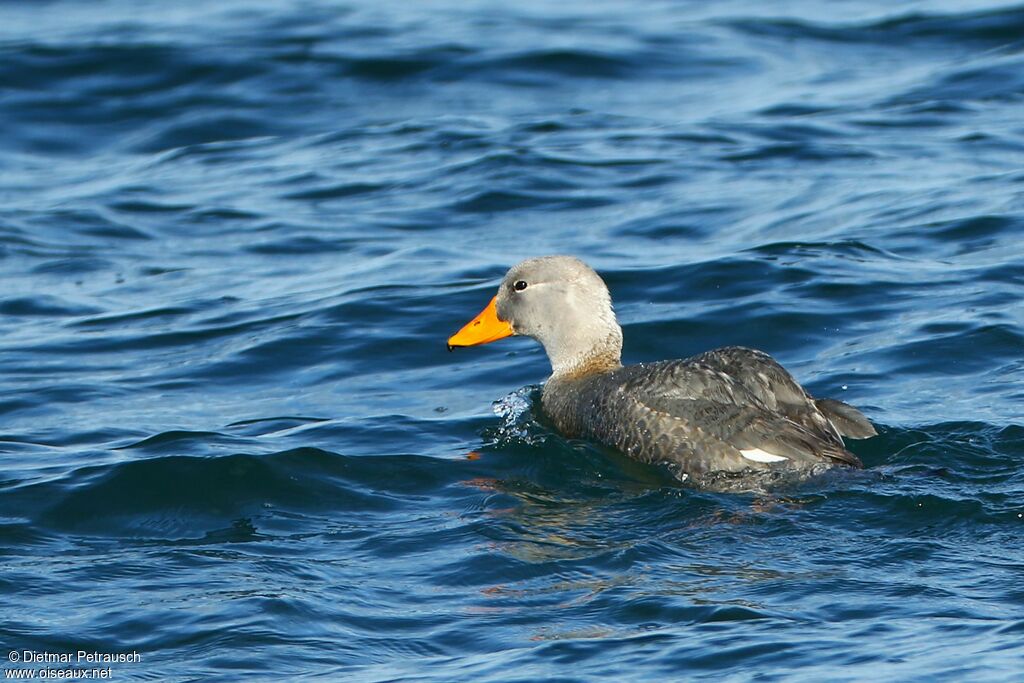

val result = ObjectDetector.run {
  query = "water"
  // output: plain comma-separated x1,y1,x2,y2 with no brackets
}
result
1,0,1023,679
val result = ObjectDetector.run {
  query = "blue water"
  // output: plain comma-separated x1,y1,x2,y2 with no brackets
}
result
2,0,1023,680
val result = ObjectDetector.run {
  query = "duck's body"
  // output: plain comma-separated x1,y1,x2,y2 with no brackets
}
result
448,256,876,485
542,347,873,483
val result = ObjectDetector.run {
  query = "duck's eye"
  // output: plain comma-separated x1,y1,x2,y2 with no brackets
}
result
513,280,528,292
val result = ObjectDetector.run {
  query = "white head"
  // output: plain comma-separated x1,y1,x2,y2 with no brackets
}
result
449,256,623,377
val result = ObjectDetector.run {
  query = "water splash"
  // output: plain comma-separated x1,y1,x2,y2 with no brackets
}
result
484,385,552,446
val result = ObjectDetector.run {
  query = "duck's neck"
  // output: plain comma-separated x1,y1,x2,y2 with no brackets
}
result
547,325,623,379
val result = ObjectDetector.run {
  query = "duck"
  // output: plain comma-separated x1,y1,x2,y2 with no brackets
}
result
447,255,876,486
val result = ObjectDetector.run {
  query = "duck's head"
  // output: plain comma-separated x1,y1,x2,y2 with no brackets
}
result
448,256,623,377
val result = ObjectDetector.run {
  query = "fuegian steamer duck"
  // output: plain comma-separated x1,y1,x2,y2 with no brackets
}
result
448,256,876,487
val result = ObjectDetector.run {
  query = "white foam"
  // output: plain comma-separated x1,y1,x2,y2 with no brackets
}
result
489,386,546,445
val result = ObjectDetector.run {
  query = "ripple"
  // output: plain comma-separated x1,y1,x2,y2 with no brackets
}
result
478,48,643,79
0,296,102,317
281,181,388,201
452,189,613,212
727,5,1024,47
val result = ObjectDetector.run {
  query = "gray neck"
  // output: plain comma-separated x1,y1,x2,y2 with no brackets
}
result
545,324,623,378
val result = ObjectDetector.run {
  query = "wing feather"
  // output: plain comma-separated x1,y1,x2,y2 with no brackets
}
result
617,357,862,468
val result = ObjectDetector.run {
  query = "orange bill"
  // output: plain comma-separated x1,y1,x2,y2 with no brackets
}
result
448,296,513,350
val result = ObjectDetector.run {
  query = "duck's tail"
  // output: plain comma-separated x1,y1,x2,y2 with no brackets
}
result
815,398,877,439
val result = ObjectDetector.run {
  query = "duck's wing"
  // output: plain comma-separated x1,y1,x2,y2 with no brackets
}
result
813,398,877,439
617,359,862,469
691,346,876,440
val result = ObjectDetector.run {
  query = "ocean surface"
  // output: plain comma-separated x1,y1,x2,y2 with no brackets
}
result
1,0,1023,680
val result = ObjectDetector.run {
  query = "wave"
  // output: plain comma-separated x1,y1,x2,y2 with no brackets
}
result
727,4,1024,48
3,447,469,539
7,415,1014,540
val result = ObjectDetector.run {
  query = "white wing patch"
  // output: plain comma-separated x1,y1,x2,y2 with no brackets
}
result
740,448,788,463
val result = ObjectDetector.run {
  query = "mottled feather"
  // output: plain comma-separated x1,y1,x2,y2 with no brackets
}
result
542,347,867,480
